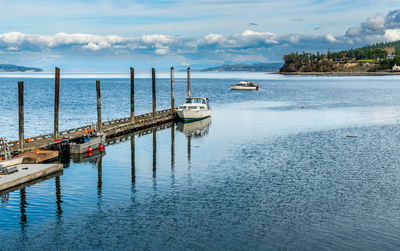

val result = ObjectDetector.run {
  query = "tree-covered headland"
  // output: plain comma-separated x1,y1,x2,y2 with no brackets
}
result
280,40,400,73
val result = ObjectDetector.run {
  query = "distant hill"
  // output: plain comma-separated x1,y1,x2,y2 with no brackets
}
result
201,63,283,72
0,64,43,72
280,40,400,73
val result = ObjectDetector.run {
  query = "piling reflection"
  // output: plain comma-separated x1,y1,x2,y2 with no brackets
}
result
19,188,27,226
171,124,175,171
131,135,135,186
152,130,157,179
177,118,211,166
97,157,102,198
55,176,63,219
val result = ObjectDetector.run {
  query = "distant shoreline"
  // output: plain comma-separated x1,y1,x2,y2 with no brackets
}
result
277,71,400,76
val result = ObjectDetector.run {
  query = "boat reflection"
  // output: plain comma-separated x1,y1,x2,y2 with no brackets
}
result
176,117,211,138
71,149,106,164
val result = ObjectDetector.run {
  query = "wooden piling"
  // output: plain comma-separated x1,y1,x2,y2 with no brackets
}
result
130,67,135,122
54,67,60,140
187,67,191,98
96,80,102,132
152,68,156,117
18,81,24,149
171,67,175,112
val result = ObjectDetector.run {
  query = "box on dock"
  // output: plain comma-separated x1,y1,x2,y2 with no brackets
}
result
0,165,18,174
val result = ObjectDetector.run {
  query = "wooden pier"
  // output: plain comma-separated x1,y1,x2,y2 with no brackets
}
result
0,163,63,192
5,67,191,153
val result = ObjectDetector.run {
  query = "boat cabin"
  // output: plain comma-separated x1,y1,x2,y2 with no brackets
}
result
179,97,210,110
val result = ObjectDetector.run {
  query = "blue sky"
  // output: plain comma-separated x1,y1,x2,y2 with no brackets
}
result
0,0,400,72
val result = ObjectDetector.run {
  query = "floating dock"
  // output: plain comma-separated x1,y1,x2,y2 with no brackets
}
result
0,163,63,192
6,66,185,154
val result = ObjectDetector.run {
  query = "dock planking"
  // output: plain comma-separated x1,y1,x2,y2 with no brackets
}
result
0,163,63,192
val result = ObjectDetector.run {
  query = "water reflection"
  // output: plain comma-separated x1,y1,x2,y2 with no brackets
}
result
71,150,106,164
97,157,102,198
55,176,63,219
153,131,157,179
176,117,211,138
176,118,212,165
131,135,135,186
19,188,27,227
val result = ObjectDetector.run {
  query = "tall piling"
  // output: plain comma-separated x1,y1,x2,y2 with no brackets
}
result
130,67,135,122
187,67,191,98
54,67,60,140
152,68,156,117
96,80,102,132
18,81,24,149
171,67,175,112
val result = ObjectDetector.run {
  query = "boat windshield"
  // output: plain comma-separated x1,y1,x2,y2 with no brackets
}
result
185,98,204,104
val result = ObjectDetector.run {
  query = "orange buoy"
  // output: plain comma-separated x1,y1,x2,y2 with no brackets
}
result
35,149,40,154
87,147,93,152
88,152,93,157
99,145,104,151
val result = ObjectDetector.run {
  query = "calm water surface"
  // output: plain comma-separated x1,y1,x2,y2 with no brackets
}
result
1,73,400,249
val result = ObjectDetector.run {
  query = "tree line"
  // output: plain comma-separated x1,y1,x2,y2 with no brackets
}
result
280,40,400,72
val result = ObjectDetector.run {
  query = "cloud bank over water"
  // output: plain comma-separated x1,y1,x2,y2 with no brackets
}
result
1,5,400,71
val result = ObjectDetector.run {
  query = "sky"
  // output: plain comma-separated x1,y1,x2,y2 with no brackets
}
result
0,0,400,72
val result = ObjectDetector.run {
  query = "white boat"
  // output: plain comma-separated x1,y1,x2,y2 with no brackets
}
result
230,81,258,90
0,156,24,168
0,137,24,169
176,97,211,122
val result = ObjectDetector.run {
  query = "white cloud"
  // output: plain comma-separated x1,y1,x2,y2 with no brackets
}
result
325,34,337,43
141,34,175,44
82,42,101,51
203,33,226,44
384,29,400,41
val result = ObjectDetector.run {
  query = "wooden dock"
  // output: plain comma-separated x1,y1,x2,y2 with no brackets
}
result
0,163,63,192
8,108,177,153
5,66,190,154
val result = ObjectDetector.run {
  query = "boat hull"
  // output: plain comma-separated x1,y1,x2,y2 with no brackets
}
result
0,157,24,168
230,85,258,90
70,135,106,154
176,110,211,122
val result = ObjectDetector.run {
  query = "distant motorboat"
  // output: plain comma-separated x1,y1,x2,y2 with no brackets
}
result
176,97,211,122
230,81,259,90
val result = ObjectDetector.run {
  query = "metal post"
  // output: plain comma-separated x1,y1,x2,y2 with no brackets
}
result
130,67,135,122
152,68,156,117
96,80,102,132
171,67,175,112
187,67,191,98
18,81,24,149
54,67,60,140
